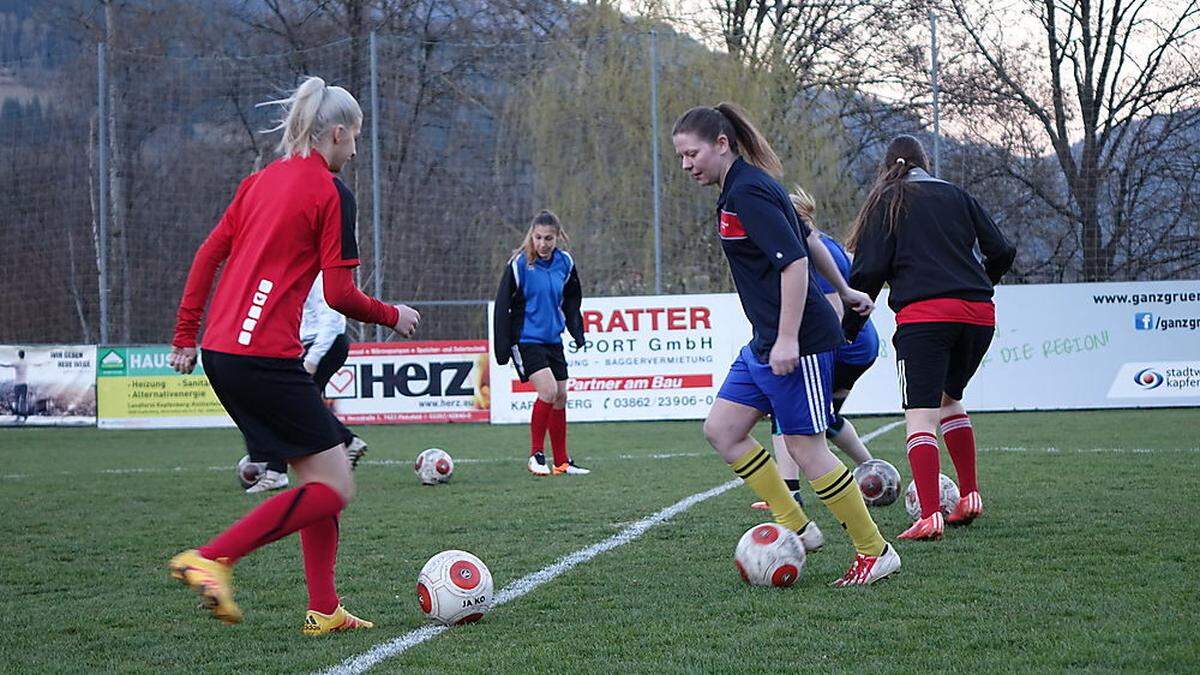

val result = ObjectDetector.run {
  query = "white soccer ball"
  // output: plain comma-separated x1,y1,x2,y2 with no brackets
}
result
236,455,266,489
416,549,494,625
414,448,454,485
904,473,960,520
733,523,806,588
853,459,902,507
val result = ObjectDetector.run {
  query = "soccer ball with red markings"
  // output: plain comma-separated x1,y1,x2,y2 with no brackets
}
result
416,549,494,625
235,455,266,489
733,523,806,588
414,448,454,485
853,459,902,507
904,474,960,520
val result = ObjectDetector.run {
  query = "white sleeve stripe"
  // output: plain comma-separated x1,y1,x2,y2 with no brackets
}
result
511,257,522,289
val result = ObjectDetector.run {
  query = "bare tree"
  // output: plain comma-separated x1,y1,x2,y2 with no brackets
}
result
713,0,920,93
703,0,932,221
942,0,1200,281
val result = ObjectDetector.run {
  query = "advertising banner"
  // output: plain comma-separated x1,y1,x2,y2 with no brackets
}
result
488,294,751,424
0,345,96,426
846,280,1200,413
328,341,490,424
96,346,233,429
490,281,1200,423
97,341,491,429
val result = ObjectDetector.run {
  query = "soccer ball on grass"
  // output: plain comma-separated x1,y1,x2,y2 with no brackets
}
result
414,448,454,485
236,455,266,489
416,550,494,625
733,523,806,587
904,473,960,520
853,459,902,507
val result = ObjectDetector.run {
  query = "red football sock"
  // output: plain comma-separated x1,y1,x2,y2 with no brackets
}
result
300,515,340,614
906,432,941,519
549,406,568,467
199,482,345,563
530,398,552,456
941,414,978,494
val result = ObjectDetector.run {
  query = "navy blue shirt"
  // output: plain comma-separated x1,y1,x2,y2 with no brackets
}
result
813,234,879,366
717,158,843,360
516,249,574,345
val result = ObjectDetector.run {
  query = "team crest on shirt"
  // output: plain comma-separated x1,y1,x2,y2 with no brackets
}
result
719,210,747,239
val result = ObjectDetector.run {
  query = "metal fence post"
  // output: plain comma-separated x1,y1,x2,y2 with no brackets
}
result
649,30,662,295
370,31,383,341
929,10,941,177
97,42,109,345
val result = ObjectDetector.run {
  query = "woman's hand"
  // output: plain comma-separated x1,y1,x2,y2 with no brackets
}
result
168,346,197,374
769,337,800,376
392,304,421,339
840,287,874,316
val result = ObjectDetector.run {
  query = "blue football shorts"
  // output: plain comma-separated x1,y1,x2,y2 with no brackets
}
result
717,345,835,436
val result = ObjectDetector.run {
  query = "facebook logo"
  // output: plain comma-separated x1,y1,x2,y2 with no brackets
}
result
1134,313,1155,330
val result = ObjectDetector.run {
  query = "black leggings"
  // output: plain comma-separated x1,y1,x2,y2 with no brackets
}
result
312,334,351,390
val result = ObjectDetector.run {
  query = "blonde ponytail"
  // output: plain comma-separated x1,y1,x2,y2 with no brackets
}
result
258,76,363,158
789,185,816,223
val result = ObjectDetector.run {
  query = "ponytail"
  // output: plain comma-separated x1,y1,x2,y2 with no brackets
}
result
846,134,930,251
671,102,783,179
258,76,363,158
789,185,816,225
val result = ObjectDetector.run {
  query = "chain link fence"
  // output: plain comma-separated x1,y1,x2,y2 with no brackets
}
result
1,29,1196,344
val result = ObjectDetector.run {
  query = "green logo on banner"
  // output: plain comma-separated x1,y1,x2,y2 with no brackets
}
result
97,346,201,376
98,348,127,375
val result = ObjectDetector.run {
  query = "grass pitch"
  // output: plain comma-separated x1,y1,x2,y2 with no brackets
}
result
1,409,1197,673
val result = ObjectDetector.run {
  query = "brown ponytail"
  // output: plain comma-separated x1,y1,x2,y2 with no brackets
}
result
671,102,783,179
846,134,930,251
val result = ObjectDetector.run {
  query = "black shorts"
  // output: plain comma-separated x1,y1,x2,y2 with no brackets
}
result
202,349,347,464
512,342,568,382
832,359,875,394
893,322,994,409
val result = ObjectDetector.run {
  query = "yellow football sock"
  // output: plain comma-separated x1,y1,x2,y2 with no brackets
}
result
731,444,809,532
811,463,886,556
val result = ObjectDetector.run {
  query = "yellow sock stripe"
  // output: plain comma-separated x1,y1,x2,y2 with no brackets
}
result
731,447,770,477
814,469,854,501
735,452,771,479
730,446,767,474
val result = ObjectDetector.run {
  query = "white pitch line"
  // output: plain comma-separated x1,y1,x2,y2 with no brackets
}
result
857,419,904,445
977,446,1200,454
0,452,703,481
7,428,1193,482
2,420,908,481
321,479,743,675
320,419,907,675
1,466,231,480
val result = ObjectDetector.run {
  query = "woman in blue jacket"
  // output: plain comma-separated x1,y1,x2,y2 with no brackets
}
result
494,210,589,476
